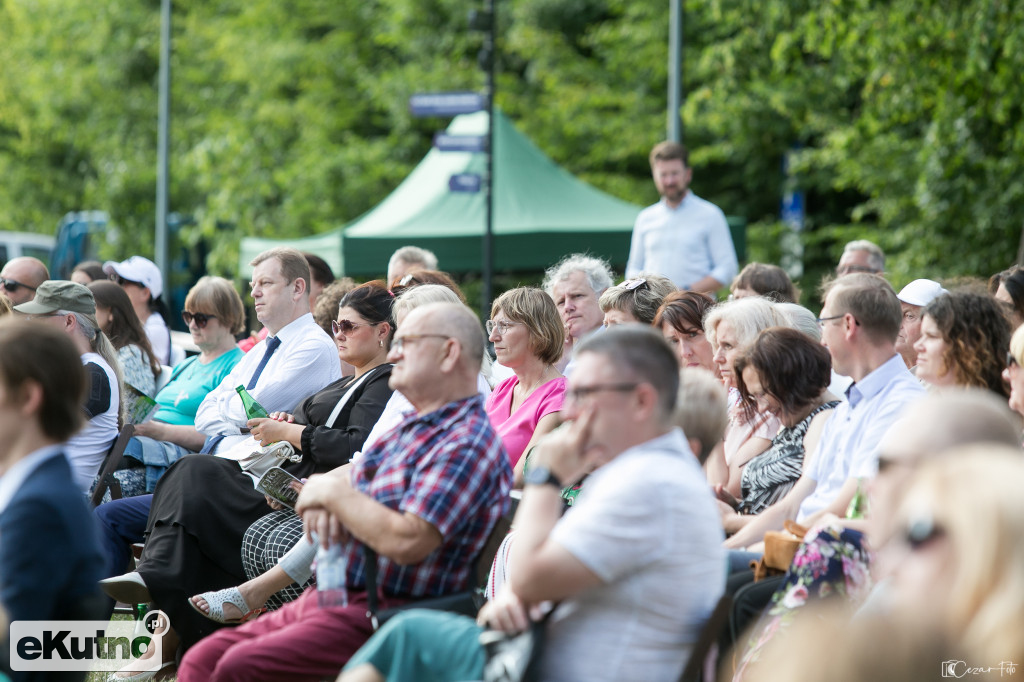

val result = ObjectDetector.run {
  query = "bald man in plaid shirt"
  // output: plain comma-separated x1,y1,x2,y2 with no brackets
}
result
179,303,513,682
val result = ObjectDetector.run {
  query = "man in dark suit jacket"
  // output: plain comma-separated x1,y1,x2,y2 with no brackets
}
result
0,319,105,682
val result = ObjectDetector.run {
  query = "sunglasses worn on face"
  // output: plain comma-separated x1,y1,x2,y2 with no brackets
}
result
905,515,945,550
332,319,378,336
182,311,216,328
111,274,143,288
0,278,36,293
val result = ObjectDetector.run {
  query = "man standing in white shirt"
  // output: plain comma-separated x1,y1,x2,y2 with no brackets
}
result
626,141,737,293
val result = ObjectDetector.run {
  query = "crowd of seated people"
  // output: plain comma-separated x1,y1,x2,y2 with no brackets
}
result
4,237,1024,682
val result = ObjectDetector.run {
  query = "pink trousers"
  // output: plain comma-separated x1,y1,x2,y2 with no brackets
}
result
178,587,409,682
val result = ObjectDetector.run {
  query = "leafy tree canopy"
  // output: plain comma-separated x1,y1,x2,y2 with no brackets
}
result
0,0,1020,298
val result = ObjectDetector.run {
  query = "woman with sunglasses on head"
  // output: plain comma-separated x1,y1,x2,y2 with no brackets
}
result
598,273,676,326
98,276,246,499
89,280,162,397
486,287,567,486
103,256,173,365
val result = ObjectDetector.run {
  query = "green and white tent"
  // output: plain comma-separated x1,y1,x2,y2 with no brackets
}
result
238,109,644,279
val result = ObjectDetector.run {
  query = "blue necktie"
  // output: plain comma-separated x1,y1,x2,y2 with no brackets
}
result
200,336,282,454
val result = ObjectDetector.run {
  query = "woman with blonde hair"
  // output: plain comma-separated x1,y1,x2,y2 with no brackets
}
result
486,287,566,483
883,447,1024,664
704,297,791,498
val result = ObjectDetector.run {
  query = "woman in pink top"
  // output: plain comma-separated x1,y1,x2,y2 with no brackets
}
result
485,287,567,485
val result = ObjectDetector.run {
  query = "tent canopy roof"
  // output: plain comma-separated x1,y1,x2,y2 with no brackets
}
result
239,109,642,278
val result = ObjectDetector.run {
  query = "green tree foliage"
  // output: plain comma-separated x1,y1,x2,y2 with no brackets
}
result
0,0,1021,291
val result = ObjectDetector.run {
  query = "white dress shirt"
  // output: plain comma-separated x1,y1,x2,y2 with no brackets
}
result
193,313,342,453
626,193,738,289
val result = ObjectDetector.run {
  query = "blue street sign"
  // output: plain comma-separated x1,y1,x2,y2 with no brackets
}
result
449,173,482,193
781,189,805,231
409,92,487,117
433,133,488,153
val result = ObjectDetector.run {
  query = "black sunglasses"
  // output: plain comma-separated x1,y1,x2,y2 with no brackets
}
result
0,278,36,293
182,311,216,328
111,274,143,288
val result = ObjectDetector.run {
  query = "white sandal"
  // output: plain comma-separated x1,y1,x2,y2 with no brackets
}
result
188,587,265,624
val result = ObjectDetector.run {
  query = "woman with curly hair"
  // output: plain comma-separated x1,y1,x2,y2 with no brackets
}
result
914,291,1010,397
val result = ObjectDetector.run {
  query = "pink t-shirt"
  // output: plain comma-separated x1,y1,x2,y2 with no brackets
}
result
485,376,567,466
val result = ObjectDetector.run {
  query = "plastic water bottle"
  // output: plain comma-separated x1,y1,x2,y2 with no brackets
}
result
316,542,348,608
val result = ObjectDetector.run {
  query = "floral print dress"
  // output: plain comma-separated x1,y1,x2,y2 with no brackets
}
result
732,522,874,681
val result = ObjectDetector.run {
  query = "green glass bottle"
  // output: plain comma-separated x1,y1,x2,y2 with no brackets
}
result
846,477,869,519
236,385,269,419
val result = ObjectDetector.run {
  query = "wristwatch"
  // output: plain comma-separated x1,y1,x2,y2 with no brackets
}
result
524,465,563,489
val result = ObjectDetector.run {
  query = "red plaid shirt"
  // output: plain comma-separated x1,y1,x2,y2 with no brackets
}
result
344,394,512,597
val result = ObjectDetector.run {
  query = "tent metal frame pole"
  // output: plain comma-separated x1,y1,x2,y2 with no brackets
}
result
482,0,496,318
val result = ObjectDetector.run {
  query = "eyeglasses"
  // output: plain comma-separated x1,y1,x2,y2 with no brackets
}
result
0,278,36,293
816,313,859,328
391,333,451,353
332,319,379,336
565,382,638,403
111,274,143,288
485,320,520,336
1008,351,1019,369
182,311,217,328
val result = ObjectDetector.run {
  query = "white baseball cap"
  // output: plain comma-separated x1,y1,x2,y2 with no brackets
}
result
897,279,947,307
103,256,163,298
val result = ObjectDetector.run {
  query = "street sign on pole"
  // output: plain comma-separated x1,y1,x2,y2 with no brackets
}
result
449,173,482,193
409,92,486,118
433,133,488,153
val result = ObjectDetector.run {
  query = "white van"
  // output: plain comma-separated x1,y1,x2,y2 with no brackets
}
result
0,232,55,269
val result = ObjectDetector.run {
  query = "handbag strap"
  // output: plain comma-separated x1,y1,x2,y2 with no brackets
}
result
324,364,391,429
